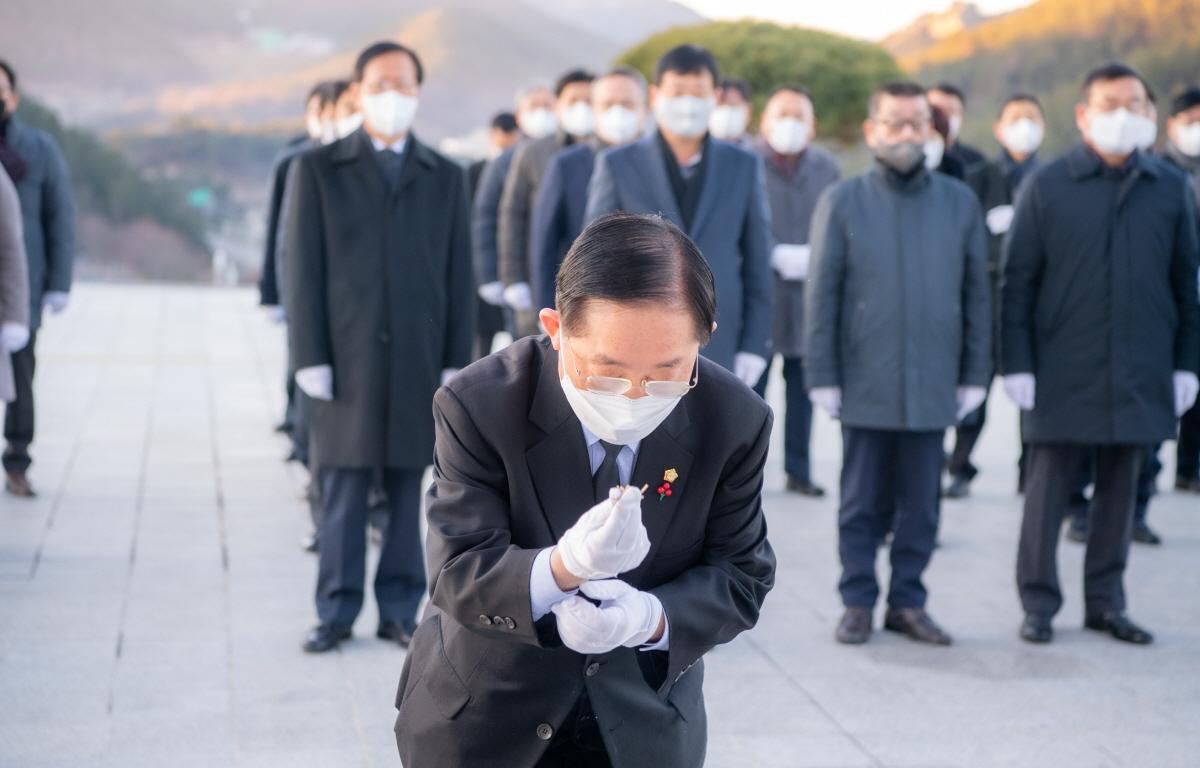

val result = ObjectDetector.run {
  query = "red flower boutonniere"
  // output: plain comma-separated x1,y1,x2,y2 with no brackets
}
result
656,468,679,501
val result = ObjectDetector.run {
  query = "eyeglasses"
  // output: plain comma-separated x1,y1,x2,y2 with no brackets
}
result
563,337,699,398
874,117,930,135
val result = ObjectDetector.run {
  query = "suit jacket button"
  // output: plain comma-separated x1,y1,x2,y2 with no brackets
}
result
504,617,517,630
479,614,493,626
492,616,505,627
536,723,554,741
585,662,600,677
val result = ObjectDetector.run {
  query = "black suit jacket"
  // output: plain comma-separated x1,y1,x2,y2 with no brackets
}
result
283,129,475,469
394,336,776,768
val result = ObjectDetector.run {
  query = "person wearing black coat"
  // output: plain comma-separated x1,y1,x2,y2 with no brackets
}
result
1000,64,1200,646
945,93,1044,499
284,42,475,653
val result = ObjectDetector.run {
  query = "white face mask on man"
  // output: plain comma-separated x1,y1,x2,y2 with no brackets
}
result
520,108,558,139
557,334,687,446
655,96,716,139
765,117,811,155
1001,118,1044,155
1087,107,1150,156
1175,123,1200,157
595,106,642,145
709,104,749,140
335,112,364,139
560,102,594,138
361,91,419,138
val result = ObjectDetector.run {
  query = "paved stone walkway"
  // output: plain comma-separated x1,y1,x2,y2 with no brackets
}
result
2,284,1197,767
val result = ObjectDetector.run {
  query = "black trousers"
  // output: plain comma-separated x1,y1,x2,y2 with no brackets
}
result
1018,443,1142,619
3,329,37,475
838,426,944,609
1066,444,1160,526
315,466,426,627
947,394,988,481
473,297,506,361
1177,398,1200,482
751,356,815,484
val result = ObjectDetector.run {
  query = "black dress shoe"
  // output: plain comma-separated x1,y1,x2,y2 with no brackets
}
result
1174,476,1200,493
1064,516,1088,543
835,606,872,645
884,607,952,646
1131,522,1162,545
1019,614,1053,643
1084,612,1153,645
943,475,971,499
303,623,352,653
301,533,319,553
5,471,36,498
377,620,416,647
785,476,826,497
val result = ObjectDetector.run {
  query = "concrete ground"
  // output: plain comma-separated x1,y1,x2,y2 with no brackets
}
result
2,284,1197,767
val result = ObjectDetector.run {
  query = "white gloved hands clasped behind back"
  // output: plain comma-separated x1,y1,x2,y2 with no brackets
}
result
556,485,650,581
734,352,769,388
551,579,663,654
502,282,532,311
771,243,811,281
42,291,69,315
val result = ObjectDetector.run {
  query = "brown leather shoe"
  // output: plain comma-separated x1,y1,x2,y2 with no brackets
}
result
884,607,952,646
835,606,873,644
5,471,36,498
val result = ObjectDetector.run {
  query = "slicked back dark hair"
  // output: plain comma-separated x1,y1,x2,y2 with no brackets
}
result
1170,86,1200,118
353,41,425,85
653,44,720,87
869,81,927,117
556,213,716,343
719,76,752,101
307,81,340,108
555,68,595,97
0,60,15,91
930,82,967,106
492,111,518,132
998,92,1043,118
1080,62,1149,102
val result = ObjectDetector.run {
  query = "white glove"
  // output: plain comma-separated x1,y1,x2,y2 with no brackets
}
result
0,322,29,352
43,291,69,315
556,485,650,581
985,205,1015,236
809,386,841,418
1175,371,1200,417
551,579,664,654
502,282,532,311
1003,373,1035,411
771,243,811,281
441,368,459,386
295,365,334,401
733,352,769,387
478,281,505,306
956,385,987,421
263,305,286,324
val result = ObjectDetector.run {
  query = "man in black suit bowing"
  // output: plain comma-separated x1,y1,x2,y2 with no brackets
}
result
394,213,776,767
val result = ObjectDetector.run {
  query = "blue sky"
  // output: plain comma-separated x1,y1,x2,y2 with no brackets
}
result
674,0,1032,41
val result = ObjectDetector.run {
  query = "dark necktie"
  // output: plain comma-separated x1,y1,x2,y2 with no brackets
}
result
593,441,623,503
377,148,404,190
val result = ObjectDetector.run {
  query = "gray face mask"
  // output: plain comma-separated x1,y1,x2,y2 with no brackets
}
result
874,140,925,174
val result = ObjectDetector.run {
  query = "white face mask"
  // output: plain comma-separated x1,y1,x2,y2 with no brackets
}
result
1174,122,1200,157
1087,107,1144,156
709,104,749,140
520,107,558,139
319,119,338,146
595,106,642,145
335,112,363,140
559,372,682,446
305,114,325,142
923,137,945,170
1001,118,1044,155
361,91,419,138
1134,114,1158,151
766,117,811,155
655,95,715,139
948,114,963,140
560,102,594,138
